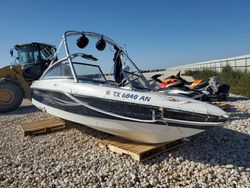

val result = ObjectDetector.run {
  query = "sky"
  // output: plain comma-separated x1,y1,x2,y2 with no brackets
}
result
0,0,250,70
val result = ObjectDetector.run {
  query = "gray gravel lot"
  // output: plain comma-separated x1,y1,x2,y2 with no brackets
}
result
0,94,249,188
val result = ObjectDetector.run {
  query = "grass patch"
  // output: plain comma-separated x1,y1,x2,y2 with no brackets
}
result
184,66,250,97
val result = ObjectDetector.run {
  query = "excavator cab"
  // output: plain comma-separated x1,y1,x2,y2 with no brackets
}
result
13,43,56,81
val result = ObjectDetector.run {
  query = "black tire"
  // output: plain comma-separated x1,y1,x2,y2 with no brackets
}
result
0,80,24,113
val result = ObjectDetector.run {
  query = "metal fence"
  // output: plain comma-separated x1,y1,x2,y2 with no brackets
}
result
169,54,250,72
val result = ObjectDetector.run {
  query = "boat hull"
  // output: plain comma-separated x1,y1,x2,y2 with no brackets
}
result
33,98,218,144
31,80,227,143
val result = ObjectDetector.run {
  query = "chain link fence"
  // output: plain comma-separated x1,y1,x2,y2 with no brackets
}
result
170,54,250,72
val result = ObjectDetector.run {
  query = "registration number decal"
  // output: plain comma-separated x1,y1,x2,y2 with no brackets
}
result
106,90,151,102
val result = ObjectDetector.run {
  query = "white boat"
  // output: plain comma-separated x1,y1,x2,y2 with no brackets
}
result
31,31,228,144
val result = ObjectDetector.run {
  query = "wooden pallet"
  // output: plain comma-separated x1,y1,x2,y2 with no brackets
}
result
20,117,66,136
213,102,232,111
99,137,185,162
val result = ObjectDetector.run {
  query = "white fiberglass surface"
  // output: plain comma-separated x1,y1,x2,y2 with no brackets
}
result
32,77,228,119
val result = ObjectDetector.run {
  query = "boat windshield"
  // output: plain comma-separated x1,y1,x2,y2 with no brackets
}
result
43,61,106,84
73,62,106,83
43,62,73,79
118,52,151,90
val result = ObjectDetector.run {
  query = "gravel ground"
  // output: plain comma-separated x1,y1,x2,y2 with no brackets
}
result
0,94,249,188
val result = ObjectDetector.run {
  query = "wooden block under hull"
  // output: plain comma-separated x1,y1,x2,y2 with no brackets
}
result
20,117,66,136
99,137,185,162
212,102,232,111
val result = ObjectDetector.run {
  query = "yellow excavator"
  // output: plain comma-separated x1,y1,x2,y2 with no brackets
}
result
0,42,56,112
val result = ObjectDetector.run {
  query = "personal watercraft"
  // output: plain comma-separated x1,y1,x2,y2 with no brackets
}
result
151,71,230,101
